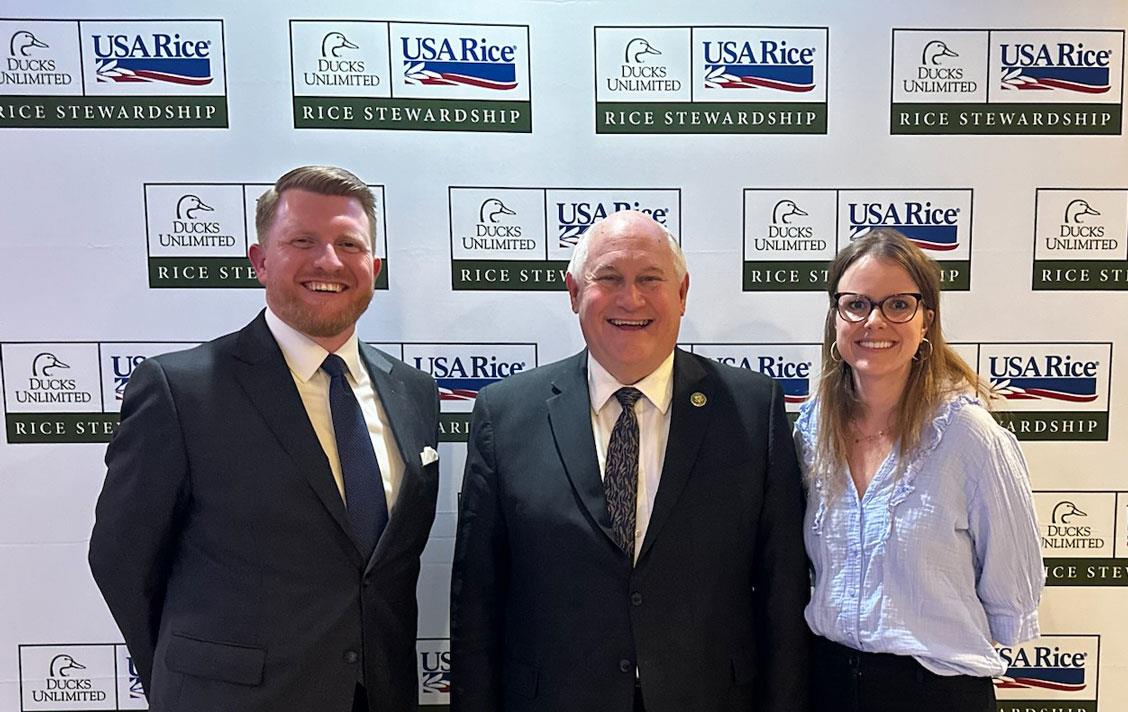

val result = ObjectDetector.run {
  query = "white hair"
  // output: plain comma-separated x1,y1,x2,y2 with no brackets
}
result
566,216,687,281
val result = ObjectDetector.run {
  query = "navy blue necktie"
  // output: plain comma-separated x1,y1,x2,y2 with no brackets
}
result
321,354,388,559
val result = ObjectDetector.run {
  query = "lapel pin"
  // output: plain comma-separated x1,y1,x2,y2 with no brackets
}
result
690,392,707,407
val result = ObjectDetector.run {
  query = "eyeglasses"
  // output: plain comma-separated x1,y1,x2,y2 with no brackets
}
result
833,292,924,323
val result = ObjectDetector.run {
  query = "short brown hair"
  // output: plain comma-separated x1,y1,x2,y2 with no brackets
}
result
255,165,377,246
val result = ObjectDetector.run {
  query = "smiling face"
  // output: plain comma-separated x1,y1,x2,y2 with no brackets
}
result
834,255,932,393
565,211,688,385
248,188,380,352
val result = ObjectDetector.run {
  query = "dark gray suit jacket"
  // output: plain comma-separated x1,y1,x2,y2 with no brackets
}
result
450,349,811,712
89,312,439,712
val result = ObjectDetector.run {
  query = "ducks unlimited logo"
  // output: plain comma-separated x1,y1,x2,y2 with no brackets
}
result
0,19,227,128
594,25,828,134
1033,188,1128,290
1035,491,1128,586
290,20,531,132
144,183,389,289
1,341,194,443
891,29,1123,135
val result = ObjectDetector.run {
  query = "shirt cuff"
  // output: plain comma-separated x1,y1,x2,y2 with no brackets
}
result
988,608,1040,646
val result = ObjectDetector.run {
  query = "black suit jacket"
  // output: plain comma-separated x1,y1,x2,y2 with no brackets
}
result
450,349,812,712
89,312,439,712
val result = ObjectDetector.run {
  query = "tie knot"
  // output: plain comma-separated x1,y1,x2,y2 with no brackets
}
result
321,353,348,379
615,386,643,409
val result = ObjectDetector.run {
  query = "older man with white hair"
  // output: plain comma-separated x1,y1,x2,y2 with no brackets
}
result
450,210,812,712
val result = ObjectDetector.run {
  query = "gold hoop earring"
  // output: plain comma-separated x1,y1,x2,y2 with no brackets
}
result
830,341,842,363
914,337,933,362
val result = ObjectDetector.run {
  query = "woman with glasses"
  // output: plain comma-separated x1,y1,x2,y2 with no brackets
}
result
794,228,1043,712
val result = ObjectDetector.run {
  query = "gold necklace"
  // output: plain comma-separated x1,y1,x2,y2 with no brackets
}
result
851,424,891,445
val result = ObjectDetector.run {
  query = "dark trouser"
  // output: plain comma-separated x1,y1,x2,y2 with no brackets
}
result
814,635,995,712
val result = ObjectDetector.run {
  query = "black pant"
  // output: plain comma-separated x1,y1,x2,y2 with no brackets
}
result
814,636,995,712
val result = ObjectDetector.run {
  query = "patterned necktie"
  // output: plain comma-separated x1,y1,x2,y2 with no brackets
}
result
604,386,643,557
321,354,388,559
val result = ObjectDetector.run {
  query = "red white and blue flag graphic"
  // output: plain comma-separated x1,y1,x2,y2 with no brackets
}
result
778,378,810,404
851,224,959,252
404,61,517,90
991,376,1099,403
995,667,1086,692
438,378,496,401
1000,66,1110,94
704,63,814,92
95,57,213,85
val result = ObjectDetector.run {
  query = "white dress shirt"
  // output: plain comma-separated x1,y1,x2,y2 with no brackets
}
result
587,351,675,561
265,308,404,511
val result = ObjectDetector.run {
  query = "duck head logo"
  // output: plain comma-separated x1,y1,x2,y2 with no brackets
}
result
49,654,86,678
32,352,70,377
321,31,359,58
921,40,959,65
1064,199,1101,224
479,198,516,223
625,38,661,64
1052,500,1088,524
9,30,48,57
772,199,808,225
176,194,214,220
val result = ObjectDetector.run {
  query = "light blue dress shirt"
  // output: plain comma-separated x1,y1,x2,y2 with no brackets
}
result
794,394,1044,677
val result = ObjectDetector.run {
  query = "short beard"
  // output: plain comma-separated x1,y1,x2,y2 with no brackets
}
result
272,285,374,339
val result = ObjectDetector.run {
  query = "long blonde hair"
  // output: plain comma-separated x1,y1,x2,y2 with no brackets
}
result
811,229,988,495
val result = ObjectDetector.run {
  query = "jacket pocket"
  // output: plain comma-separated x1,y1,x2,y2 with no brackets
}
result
165,632,265,686
504,658,539,700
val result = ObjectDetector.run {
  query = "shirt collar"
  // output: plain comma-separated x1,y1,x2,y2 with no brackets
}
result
587,350,675,415
264,307,363,383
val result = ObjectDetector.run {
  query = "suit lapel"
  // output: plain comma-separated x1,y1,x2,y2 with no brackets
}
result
637,349,711,564
546,353,620,552
360,341,425,570
231,313,363,565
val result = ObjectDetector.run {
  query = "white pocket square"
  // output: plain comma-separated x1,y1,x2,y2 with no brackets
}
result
420,446,439,466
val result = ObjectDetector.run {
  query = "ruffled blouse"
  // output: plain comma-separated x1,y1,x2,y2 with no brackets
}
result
794,394,1044,677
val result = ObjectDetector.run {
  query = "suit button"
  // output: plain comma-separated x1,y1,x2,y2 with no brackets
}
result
619,659,632,673
343,650,359,664
630,592,643,606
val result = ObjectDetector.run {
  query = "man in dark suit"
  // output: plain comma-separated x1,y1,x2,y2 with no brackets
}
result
89,166,439,712
450,210,811,712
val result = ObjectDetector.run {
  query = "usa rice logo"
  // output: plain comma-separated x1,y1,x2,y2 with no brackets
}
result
552,189,679,248
294,21,530,132
0,19,227,127
977,342,1112,441
595,25,827,134
449,187,680,291
999,39,1112,95
995,635,1099,709
1033,188,1128,291
892,29,1123,135
1035,491,1128,586
701,35,815,93
416,638,451,703
680,343,820,419
400,343,537,442
840,190,973,290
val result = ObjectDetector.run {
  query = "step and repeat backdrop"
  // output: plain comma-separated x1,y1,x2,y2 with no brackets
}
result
1,0,1126,710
